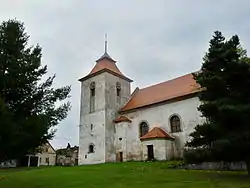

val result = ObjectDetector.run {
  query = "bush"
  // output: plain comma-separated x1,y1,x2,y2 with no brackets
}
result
183,148,213,164
165,160,184,168
156,160,184,169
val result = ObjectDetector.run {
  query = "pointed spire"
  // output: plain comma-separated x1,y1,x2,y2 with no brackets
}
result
96,34,116,63
105,33,107,53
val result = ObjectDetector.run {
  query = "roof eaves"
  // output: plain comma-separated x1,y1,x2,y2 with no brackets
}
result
113,116,132,123
78,68,133,82
131,87,140,97
46,140,56,153
140,136,175,141
139,128,175,141
119,91,199,113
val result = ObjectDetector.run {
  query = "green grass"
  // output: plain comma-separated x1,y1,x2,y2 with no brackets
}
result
0,162,250,188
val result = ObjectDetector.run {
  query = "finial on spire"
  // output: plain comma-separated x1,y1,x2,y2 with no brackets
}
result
105,33,107,53
96,34,116,63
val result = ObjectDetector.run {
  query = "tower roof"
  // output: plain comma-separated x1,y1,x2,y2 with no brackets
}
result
96,52,116,63
78,35,133,82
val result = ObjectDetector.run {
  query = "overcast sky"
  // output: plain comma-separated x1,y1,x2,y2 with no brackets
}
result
1,0,250,149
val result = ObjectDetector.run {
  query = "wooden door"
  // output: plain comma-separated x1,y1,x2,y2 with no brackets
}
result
119,152,123,162
147,145,154,160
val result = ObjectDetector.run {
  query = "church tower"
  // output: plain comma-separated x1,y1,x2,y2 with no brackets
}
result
78,37,133,165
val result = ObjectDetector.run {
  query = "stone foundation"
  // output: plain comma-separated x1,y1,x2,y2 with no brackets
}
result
179,161,246,171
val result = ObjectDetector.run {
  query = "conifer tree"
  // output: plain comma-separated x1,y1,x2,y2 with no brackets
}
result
0,19,71,162
186,31,250,174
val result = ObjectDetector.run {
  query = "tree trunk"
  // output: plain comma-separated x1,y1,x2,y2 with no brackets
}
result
245,160,250,176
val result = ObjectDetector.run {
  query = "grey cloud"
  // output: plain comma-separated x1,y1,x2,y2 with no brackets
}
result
1,0,250,148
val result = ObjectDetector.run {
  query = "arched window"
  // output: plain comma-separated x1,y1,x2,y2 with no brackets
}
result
139,122,149,137
116,82,121,97
116,82,121,104
90,82,95,112
88,144,94,153
170,115,181,133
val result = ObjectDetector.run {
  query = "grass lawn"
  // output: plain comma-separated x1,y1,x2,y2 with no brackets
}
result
0,162,250,188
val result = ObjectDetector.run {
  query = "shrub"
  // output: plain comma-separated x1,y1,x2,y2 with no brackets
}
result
183,148,214,164
156,160,184,169
165,160,184,168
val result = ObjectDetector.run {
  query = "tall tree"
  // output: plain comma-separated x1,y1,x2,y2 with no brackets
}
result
186,31,250,174
0,19,71,162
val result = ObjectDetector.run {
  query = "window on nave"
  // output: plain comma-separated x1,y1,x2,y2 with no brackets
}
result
139,122,149,137
170,115,181,133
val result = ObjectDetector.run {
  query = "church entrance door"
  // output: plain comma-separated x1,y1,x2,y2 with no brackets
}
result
119,152,123,162
116,152,123,162
147,145,154,160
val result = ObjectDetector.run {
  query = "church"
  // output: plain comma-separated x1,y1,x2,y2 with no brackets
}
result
78,41,204,165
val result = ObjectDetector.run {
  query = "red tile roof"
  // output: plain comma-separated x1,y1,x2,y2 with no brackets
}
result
79,58,132,82
140,127,175,140
120,73,200,112
113,116,132,123
90,59,122,76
